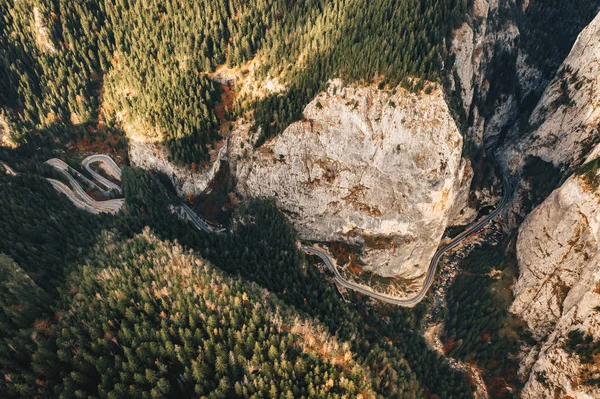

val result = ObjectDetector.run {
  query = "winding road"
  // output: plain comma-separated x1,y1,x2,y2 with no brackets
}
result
45,156,124,214
46,178,105,214
82,154,123,193
180,203,214,233
302,175,512,307
180,203,226,233
18,151,511,307
3,156,123,213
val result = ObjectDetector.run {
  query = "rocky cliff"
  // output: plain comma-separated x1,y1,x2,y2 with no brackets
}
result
451,0,528,150
447,6,600,396
503,11,600,175
511,168,600,399
128,139,227,197
507,12,600,398
231,80,471,283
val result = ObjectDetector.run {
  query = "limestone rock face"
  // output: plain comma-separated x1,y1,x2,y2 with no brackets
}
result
511,172,600,398
452,0,525,149
451,22,476,113
232,80,471,281
503,11,600,174
129,139,226,197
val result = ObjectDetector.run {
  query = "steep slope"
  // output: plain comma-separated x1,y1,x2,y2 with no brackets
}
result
0,0,467,166
511,166,600,398
503,11,600,174
232,80,472,284
502,12,600,398
449,1,599,214
128,139,228,196
451,0,599,153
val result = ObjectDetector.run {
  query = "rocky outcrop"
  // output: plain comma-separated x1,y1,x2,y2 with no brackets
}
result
451,0,525,149
231,80,471,283
128,139,227,197
450,0,489,123
503,11,600,174
33,7,57,54
511,170,600,398
451,22,477,115
502,12,600,398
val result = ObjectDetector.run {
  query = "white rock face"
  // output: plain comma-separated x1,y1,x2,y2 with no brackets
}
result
232,80,471,281
503,11,600,173
129,139,226,197
450,0,490,120
452,23,476,113
511,172,600,398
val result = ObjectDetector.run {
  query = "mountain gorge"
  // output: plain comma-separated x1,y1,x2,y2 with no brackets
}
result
1,0,600,398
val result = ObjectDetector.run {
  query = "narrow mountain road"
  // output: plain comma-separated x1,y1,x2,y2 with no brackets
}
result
45,157,124,214
303,175,512,307
46,158,109,194
178,165,511,307
3,157,123,213
82,154,123,193
180,203,213,233
46,178,102,214
38,152,508,307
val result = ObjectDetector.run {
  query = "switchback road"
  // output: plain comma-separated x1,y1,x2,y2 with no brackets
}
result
82,154,123,193
46,178,103,214
45,157,124,214
39,153,509,308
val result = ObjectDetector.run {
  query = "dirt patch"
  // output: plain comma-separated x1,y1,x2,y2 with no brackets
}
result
594,280,600,295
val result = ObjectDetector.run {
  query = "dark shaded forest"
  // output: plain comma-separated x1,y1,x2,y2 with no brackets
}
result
0,162,475,398
443,242,533,399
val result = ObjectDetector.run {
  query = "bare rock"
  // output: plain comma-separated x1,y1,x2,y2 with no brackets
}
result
128,139,226,197
503,11,600,174
452,23,476,113
512,171,600,398
232,80,470,281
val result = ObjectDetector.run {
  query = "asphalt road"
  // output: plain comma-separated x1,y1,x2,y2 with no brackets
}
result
38,152,510,307
45,157,124,214
47,178,102,214
82,154,123,193
2,159,117,214
180,203,213,233
46,158,108,193
302,175,512,307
